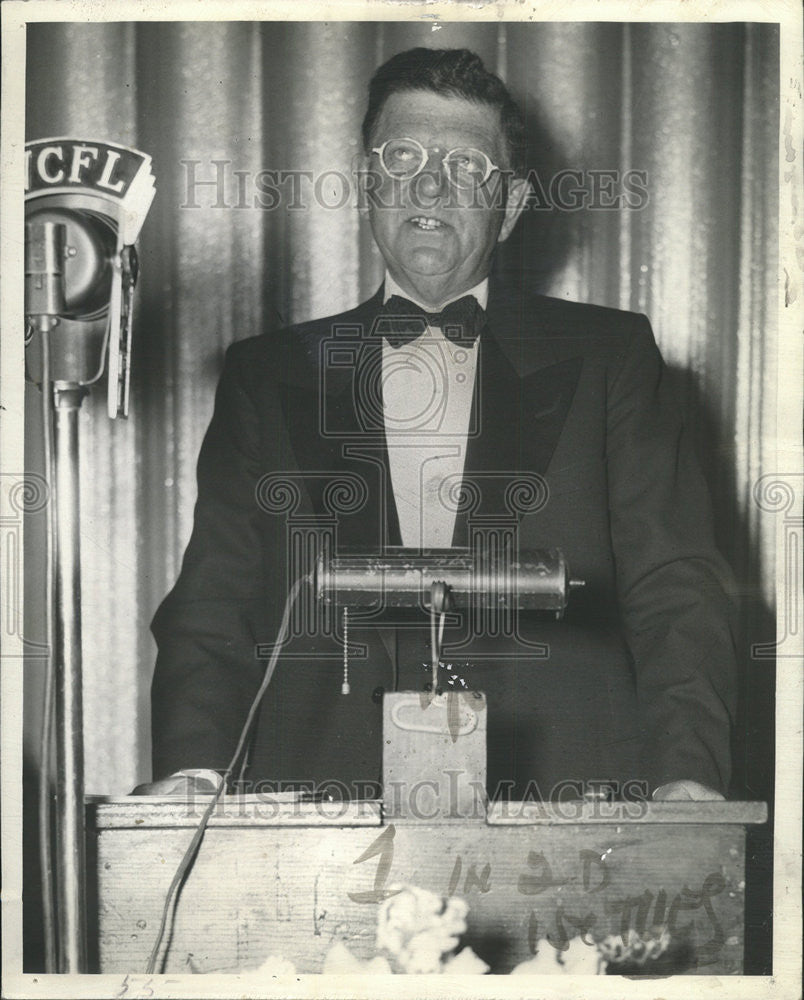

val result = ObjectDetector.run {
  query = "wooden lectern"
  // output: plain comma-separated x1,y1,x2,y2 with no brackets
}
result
88,688,766,975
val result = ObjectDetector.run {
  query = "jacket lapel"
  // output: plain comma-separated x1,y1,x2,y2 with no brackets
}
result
281,287,402,551
452,286,583,546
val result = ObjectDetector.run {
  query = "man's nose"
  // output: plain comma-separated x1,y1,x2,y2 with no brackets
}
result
411,151,449,203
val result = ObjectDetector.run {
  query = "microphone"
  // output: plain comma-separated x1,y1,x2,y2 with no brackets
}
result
25,137,155,415
25,220,67,319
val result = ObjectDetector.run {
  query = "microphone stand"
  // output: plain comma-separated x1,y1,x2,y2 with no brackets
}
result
26,220,88,972
52,381,89,973
25,143,153,971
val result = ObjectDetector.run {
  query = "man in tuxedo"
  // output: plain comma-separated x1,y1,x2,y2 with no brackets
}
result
144,48,736,802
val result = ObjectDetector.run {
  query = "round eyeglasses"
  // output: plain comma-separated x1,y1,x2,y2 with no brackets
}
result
371,137,501,190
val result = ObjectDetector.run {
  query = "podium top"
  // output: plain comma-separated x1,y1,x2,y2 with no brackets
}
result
86,796,768,830
485,799,768,825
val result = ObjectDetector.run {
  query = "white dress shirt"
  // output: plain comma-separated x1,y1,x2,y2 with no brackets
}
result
382,273,487,549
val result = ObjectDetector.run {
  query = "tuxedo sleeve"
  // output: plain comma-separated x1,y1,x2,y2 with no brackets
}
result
606,318,738,795
150,341,270,780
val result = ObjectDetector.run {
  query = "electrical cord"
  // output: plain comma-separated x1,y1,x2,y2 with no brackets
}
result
145,572,311,975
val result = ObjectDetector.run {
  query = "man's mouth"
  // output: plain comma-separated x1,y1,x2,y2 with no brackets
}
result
408,216,445,231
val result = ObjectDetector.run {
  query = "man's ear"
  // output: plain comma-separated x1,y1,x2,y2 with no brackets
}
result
498,176,530,243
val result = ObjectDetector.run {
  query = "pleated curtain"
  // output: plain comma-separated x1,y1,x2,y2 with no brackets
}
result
24,20,779,797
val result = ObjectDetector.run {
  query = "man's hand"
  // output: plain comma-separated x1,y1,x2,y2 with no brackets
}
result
131,769,223,796
653,779,724,801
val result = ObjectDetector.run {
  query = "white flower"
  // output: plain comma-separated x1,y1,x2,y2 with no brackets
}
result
377,885,470,973
511,936,604,975
443,946,490,974
322,942,392,975
252,953,297,977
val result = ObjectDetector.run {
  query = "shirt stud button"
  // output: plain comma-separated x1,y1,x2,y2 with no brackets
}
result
372,686,385,704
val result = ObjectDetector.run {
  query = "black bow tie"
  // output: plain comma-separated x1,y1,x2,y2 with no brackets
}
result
379,293,486,348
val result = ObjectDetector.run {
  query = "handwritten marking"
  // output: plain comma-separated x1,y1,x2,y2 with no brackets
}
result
115,975,154,999
348,825,402,903
517,850,570,895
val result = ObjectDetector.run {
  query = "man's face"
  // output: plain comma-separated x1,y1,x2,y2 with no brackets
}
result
363,90,528,307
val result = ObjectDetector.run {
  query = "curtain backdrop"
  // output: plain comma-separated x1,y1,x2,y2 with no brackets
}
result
24,20,779,800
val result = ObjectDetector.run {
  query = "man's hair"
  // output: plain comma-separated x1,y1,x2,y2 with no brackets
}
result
362,48,526,176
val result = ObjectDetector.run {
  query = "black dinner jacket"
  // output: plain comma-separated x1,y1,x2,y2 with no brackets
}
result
151,279,738,799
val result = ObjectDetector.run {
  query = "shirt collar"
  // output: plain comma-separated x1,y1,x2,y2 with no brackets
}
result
383,271,489,311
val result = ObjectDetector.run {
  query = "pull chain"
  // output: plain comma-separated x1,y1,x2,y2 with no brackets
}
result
341,606,350,695
430,581,448,693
